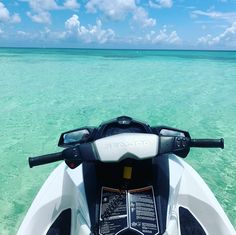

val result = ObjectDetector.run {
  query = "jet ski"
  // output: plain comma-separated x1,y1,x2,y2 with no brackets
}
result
17,116,236,235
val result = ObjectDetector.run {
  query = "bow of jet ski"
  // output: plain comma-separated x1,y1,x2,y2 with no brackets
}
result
17,116,236,235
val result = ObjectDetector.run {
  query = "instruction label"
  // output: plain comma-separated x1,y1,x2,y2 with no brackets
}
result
99,187,128,235
129,186,159,235
99,186,159,235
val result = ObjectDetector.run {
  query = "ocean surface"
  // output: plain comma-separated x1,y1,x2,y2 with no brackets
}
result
0,48,236,234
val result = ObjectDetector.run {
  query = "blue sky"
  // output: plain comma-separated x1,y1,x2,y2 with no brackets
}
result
0,0,236,49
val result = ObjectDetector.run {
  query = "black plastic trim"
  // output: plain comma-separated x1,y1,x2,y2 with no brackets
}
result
58,127,96,148
152,155,169,233
82,162,100,234
46,208,71,235
95,116,152,139
79,143,99,161
179,207,207,235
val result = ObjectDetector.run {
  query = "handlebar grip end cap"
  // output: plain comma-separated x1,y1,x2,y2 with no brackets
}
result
220,138,224,149
28,157,35,168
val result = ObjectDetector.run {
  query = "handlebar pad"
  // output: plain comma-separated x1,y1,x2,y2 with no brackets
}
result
29,152,63,168
28,137,224,168
190,138,224,149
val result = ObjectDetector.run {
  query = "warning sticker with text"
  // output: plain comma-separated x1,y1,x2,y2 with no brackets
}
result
99,186,159,235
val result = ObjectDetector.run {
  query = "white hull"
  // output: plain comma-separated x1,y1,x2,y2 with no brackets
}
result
17,155,236,235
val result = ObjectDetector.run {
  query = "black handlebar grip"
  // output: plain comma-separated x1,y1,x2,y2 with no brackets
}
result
190,138,224,149
29,152,63,168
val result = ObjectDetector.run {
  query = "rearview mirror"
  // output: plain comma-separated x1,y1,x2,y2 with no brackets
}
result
58,127,94,147
153,126,190,138
160,129,185,137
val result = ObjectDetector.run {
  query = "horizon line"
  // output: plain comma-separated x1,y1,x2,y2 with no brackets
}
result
0,46,236,52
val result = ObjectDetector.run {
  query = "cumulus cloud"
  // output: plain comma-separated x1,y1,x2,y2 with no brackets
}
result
26,0,59,12
86,0,136,20
198,34,213,45
7,13,114,44
23,0,58,24
65,14,115,43
16,27,66,41
65,14,80,30
149,0,173,9
133,7,156,27
0,2,9,22
24,0,80,24
198,21,236,46
118,26,181,46
85,0,156,27
23,0,80,11
27,11,51,24
145,27,182,45
64,0,80,9
0,2,21,23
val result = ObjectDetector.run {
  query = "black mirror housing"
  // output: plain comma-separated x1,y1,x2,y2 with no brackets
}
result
58,127,95,148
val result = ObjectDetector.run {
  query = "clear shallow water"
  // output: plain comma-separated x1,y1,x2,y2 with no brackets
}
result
0,48,236,234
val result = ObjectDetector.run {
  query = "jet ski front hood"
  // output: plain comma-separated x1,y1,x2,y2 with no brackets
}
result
166,155,236,235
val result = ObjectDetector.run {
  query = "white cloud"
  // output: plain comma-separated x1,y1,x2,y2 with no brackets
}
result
65,14,80,30
0,2,10,22
64,0,80,9
0,2,21,23
27,0,59,12
17,30,29,37
24,0,80,24
149,0,173,9
0,28,3,35
11,13,21,23
22,0,80,11
198,34,213,45
85,0,156,27
10,14,114,44
27,11,51,24
41,27,66,40
86,0,136,20
22,0,58,24
198,21,236,46
191,10,236,23
133,7,156,27
65,14,115,43
145,27,182,45
16,28,66,41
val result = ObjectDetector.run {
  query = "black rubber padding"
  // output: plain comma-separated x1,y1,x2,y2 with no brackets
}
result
190,138,224,149
29,152,63,168
46,208,71,235
179,207,207,235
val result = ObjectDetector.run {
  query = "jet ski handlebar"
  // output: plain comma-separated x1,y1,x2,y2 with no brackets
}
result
190,138,224,149
28,135,224,168
29,152,63,168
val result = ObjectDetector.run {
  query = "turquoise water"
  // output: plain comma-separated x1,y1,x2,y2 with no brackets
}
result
0,48,236,234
